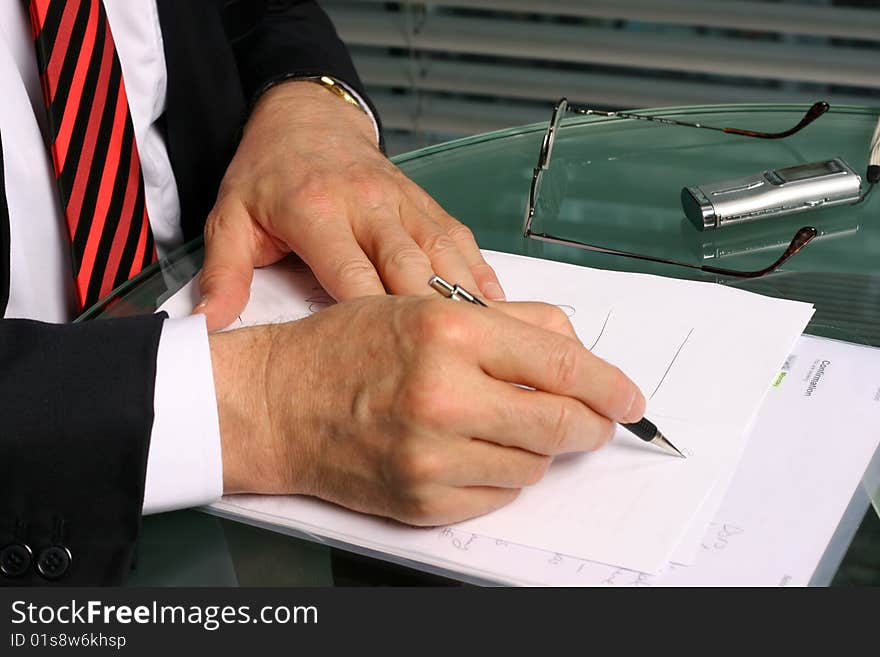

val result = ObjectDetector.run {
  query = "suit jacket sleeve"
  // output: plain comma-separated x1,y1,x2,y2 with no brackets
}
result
155,0,381,242
229,0,379,119
0,314,165,586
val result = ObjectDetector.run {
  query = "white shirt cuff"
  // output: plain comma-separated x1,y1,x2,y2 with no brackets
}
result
333,79,381,146
143,314,223,514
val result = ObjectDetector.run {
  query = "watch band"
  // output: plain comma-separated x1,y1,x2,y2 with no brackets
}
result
253,73,382,149
300,75,369,116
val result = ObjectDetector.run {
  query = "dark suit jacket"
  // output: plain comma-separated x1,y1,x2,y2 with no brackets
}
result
0,0,374,586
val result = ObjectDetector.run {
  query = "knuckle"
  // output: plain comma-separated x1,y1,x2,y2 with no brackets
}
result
548,341,581,391
446,221,475,245
547,402,576,454
393,449,444,486
398,384,453,429
198,267,247,294
421,230,458,259
412,302,471,348
386,245,430,273
203,214,222,241
199,267,251,300
204,206,240,240
545,304,574,333
334,257,377,287
551,302,571,323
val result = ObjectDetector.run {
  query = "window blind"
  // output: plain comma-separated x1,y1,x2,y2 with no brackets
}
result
320,0,880,154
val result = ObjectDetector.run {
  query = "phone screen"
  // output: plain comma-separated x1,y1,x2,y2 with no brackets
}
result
774,160,842,183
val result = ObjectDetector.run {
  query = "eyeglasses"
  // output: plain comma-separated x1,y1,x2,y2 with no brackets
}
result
523,99,831,278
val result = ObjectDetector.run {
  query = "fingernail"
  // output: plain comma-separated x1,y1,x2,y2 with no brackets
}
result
483,281,506,301
622,389,646,423
193,296,209,313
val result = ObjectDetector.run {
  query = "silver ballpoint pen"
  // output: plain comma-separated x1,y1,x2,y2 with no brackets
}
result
428,275,686,458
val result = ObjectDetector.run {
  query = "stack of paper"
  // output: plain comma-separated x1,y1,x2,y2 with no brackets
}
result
159,251,880,584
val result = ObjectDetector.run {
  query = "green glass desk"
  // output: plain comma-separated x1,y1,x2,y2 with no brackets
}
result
83,104,880,586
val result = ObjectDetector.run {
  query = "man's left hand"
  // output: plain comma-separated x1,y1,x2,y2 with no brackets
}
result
195,81,505,331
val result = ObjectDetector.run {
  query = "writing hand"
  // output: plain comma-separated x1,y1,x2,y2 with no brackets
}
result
195,81,505,331
211,297,646,525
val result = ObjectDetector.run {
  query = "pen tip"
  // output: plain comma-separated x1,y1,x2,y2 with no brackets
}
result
651,433,687,458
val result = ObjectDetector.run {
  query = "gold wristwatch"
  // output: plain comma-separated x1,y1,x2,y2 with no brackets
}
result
299,75,369,116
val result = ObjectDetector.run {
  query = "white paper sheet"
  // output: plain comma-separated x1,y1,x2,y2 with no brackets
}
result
159,250,814,573
669,413,760,566
208,335,880,586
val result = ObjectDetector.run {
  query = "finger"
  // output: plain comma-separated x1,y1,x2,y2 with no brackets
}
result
293,217,385,301
398,198,480,294
405,184,506,300
428,370,613,456
476,311,646,424
473,379,614,455
488,301,580,341
361,213,437,295
197,201,258,332
399,485,521,527
443,438,553,488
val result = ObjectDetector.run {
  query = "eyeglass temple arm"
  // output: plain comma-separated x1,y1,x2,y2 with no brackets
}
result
722,102,830,139
571,101,830,140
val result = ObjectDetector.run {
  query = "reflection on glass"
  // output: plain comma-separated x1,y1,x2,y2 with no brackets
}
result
685,213,861,264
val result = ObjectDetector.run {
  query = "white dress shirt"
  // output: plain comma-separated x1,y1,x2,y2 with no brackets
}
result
0,1,222,514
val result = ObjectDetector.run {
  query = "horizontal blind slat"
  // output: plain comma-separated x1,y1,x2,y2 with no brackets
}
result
353,50,870,110
328,0,880,41
370,91,548,134
325,6,880,89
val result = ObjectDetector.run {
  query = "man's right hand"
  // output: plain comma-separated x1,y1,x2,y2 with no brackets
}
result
209,295,646,526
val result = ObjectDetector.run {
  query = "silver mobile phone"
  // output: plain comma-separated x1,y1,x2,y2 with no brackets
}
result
681,158,862,230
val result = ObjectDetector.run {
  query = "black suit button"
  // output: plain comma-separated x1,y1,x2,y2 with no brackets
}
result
1,543,33,578
36,546,72,580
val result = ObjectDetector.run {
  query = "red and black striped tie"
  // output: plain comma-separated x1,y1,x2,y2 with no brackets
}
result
29,0,157,312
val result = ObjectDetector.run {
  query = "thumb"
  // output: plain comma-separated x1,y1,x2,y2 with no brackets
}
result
195,201,257,332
